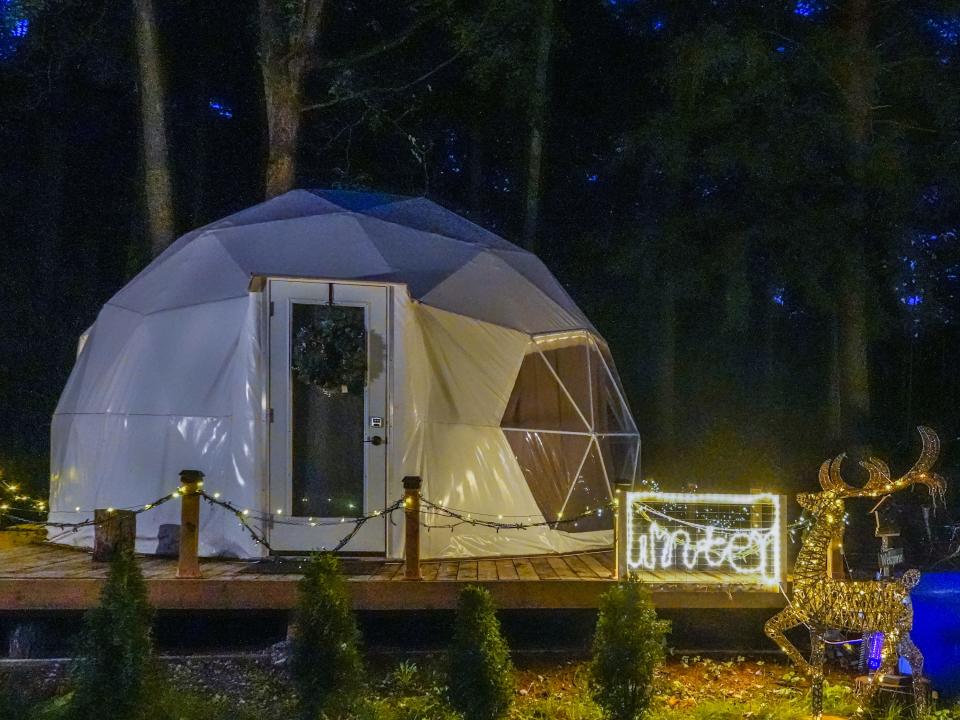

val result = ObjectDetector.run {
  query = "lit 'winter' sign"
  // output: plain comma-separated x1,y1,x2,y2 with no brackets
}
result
624,492,783,585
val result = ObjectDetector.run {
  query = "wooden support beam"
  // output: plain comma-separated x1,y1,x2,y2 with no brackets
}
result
177,469,203,579
93,509,136,562
402,476,422,581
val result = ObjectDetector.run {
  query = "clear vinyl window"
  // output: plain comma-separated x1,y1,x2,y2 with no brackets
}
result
501,333,639,533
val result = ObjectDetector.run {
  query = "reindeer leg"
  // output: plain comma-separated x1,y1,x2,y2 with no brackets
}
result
858,629,900,716
899,633,926,717
809,629,826,720
765,607,813,674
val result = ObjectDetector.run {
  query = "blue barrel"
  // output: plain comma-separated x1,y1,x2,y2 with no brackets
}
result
913,572,960,697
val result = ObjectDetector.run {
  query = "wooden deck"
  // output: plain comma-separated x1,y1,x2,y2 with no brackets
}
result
0,544,784,611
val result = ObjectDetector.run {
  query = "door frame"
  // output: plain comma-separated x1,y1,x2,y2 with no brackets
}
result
263,277,394,555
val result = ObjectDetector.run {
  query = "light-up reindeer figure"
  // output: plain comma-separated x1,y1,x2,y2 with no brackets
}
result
765,426,945,718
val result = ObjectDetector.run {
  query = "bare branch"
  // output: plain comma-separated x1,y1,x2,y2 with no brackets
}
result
313,10,439,72
301,49,463,114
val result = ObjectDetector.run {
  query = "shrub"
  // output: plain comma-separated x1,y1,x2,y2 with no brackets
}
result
447,585,514,720
590,577,670,720
291,553,364,719
69,549,154,720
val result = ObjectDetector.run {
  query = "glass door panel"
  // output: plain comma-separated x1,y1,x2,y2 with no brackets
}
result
268,280,388,553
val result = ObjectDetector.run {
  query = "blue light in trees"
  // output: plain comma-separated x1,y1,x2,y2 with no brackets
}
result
208,99,234,119
445,153,462,174
793,0,821,18
772,289,785,306
927,17,960,46
491,169,514,193
440,129,462,177
776,46,786,53
0,0,28,59
922,186,942,206
926,15,960,63
652,18,665,32
902,294,923,307
586,173,599,184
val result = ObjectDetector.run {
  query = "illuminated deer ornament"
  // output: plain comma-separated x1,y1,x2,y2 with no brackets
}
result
765,427,945,718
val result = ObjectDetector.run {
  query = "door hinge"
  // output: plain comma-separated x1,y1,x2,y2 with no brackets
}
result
268,408,274,423
269,301,275,317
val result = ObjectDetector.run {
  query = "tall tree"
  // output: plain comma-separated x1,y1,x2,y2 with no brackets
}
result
522,0,554,250
258,0,325,198
132,0,175,255
448,0,559,248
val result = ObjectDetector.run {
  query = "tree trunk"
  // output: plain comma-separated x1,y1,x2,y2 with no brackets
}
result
258,0,326,199
836,0,875,446
132,0,175,256
522,0,554,252
653,278,677,459
262,70,301,198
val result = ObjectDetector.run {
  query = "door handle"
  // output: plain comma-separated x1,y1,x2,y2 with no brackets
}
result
365,435,385,446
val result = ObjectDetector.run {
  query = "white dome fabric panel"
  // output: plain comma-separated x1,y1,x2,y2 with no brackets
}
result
102,189,592,333
49,189,633,559
50,295,265,556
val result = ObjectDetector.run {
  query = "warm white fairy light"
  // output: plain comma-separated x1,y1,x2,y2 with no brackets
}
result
624,491,782,585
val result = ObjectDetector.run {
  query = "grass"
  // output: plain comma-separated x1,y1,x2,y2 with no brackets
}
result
3,655,960,720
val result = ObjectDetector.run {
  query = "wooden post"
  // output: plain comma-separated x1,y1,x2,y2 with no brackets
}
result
614,480,632,580
403,476,422,581
93,509,136,562
177,469,203,578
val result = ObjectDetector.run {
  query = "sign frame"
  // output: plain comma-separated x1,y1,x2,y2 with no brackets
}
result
618,491,787,587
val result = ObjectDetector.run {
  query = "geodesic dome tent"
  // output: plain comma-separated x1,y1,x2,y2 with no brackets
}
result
49,189,639,558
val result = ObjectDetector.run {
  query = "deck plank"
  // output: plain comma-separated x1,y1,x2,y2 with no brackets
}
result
456,560,478,581
529,557,558,580
371,562,402,581
436,561,459,581
579,553,612,579
546,556,578,580
513,558,539,581
0,544,785,611
495,559,519,581
421,562,440,582
563,554,598,580
594,551,615,573
477,560,498,581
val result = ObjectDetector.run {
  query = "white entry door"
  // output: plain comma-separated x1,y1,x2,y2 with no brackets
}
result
268,279,388,553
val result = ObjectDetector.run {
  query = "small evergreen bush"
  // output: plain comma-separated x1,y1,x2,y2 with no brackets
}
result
70,549,154,720
590,577,670,720
447,585,514,720
291,553,364,719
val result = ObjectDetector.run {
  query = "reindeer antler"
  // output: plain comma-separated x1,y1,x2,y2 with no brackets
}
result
821,427,946,506
819,453,857,494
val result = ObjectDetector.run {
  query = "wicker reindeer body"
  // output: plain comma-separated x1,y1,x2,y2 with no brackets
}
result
765,427,945,718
